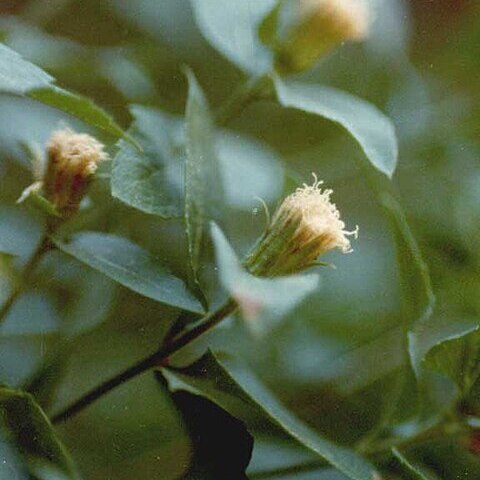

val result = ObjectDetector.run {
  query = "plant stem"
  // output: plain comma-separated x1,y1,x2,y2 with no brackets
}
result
214,73,273,126
51,72,275,424
0,233,53,325
52,299,238,424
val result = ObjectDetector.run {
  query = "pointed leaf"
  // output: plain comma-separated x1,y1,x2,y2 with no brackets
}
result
0,43,130,142
211,223,319,332
112,105,184,218
0,42,52,93
164,351,377,480
381,194,435,330
0,386,80,479
423,323,480,394
274,77,398,177
112,103,283,217
378,194,436,376
30,87,135,145
190,0,275,74
53,232,203,313
184,70,224,283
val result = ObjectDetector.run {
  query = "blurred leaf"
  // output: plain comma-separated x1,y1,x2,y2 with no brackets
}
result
324,326,405,394
211,223,319,334
167,388,253,479
365,0,411,60
392,448,440,480
0,386,80,480
190,0,275,74
0,16,88,72
23,347,69,412
53,232,203,313
382,194,435,327
217,131,283,210
423,324,480,394
112,105,184,218
0,292,59,336
184,69,224,285
164,351,377,480
0,208,43,258
59,264,117,337
274,77,398,177
0,43,130,143
379,194,435,373
98,50,156,101
112,102,283,216
0,42,52,93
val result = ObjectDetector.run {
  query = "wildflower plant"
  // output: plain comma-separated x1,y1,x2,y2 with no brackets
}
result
0,1,479,479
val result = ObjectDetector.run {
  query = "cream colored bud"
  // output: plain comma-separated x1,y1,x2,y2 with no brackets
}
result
43,129,107,217
273,0,370,74
245,175,357,276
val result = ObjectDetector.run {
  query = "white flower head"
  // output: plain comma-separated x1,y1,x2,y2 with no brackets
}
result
43,128,108,217
46,128,107,177
245,174,358,277
277,173,358,254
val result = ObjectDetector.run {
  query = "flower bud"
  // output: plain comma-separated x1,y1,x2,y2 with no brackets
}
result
42,129,107,217
269,0,370,74
245,175,357,276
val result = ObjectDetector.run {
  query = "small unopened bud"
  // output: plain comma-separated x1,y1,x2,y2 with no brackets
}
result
42,129,107,217
269,0,370,74
245,175,357,276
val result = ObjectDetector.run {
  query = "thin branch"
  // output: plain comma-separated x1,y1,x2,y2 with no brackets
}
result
52,299,237,424
0,233,53,325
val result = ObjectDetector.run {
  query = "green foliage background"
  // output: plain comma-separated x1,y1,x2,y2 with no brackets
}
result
0,1,479,479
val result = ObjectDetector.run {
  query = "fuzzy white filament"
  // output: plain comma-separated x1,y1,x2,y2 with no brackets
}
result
276,173,358,254
47,129,108,177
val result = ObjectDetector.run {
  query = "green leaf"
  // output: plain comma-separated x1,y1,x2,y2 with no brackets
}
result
0,386,80,479
184,69,224,284
381,194,435,330
190,0,276,74
378,194,436,376
164,351,378,480
423,323,480,394
211,223,319,333
53,232,203,314
0,292,59,337
217,131,283,210
392,448,440,480
273,77,398,177
0,43,130,143
112,103,283,217
23,348,69,412
167,388,253,479
30,87,136,145
112,105,184,218
0,42,52,93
